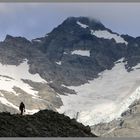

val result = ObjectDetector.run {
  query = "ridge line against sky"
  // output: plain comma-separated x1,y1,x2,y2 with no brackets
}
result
0,3,140,41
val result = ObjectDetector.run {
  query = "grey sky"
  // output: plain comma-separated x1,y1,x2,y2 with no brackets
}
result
0,3,140,41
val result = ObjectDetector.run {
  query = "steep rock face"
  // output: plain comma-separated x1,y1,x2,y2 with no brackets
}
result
38,17,127,86
0,109,97,137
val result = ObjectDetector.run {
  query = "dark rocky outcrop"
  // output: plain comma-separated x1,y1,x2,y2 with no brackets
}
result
0,110,97,137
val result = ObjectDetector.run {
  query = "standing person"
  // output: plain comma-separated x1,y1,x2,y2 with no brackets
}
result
19,102,25,115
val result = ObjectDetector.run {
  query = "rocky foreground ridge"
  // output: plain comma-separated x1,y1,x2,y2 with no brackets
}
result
0,109,97,137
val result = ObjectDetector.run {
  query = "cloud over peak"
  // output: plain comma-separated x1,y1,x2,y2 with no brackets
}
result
0,3,139,41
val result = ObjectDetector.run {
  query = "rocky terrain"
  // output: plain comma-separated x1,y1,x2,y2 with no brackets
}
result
91,99,140,137
0,109,97,137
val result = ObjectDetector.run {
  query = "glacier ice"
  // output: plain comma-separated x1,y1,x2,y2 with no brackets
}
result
57,58,140,126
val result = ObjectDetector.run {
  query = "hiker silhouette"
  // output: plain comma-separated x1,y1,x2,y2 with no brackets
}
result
19,102,25,115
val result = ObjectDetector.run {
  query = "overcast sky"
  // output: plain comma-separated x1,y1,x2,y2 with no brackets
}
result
0,3,140,41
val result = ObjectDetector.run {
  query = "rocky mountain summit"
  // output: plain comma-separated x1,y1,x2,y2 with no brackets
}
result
0,109,96,137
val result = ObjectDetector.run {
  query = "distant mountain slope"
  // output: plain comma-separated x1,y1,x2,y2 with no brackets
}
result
0,109,97,137
91,99,140,137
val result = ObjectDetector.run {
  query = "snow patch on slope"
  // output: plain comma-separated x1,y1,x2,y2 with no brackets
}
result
64,52,68,55
0,59,46,109
33,39,42,42
132,64,140,70
56,61,62,65
71,50,90,57
0,96,18,109
91,30,128,45
77,21,89,29
57,58,140,126
0,96,39,114
0,59,46,96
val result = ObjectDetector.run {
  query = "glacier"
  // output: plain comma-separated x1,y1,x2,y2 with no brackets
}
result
57,58,140,126
0,59,46,96
0,59,47,114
